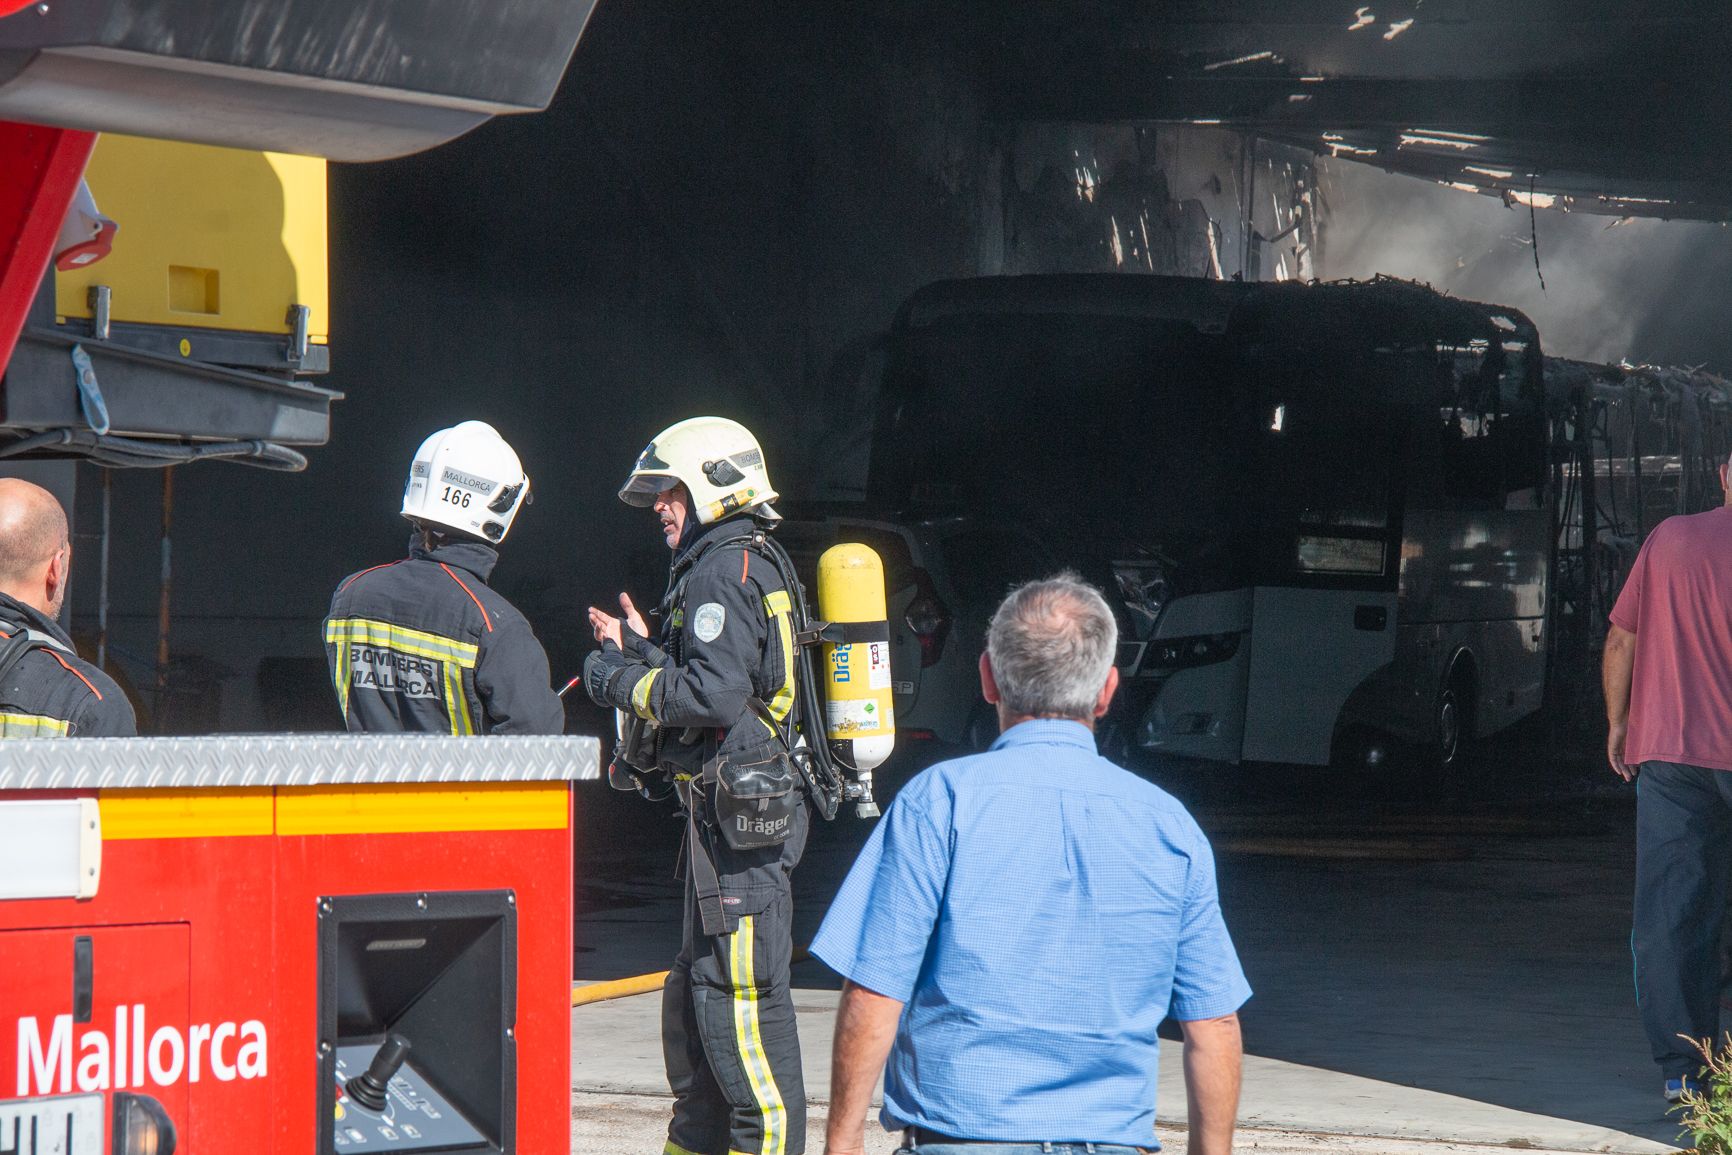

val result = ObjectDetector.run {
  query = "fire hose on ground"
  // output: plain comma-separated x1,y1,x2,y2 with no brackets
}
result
573,947,814,1007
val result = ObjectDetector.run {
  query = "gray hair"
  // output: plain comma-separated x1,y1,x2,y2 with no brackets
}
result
986,572,1118,720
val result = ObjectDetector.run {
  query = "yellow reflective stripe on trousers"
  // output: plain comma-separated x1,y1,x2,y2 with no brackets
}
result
728,915,785,1155
630,668,662,721
324,618,481,733
663,1143,705,1155
0,711,71,737
762,590,795,724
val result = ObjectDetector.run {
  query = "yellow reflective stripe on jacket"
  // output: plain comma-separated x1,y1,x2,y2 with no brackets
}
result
762,590,795,724
0,711,71,737
324,617,481,730
323,619,480,666
728,915,786,1155
630,668,662,721
446,659,475,736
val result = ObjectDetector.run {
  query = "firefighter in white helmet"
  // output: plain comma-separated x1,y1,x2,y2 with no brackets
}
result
322,421,564,734
585,415,810,1155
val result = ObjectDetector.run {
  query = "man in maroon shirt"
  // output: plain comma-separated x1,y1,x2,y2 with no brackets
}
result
1605,452,1732,1102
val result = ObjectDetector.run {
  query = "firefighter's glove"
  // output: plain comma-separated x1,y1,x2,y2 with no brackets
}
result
583,643,634,708
621,621,669,667
607,754,641,793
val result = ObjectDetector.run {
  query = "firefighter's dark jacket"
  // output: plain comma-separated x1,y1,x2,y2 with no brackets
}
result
324,536,564,735
0,592,135,737
589,516,795,766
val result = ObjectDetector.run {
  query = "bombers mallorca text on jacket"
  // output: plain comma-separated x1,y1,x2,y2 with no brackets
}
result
323,536,564,735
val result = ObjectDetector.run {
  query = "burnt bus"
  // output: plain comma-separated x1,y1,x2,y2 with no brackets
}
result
865,274,1548,769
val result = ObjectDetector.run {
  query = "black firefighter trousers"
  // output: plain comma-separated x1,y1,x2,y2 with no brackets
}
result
662,816,808,1155
1633,760,1732,1079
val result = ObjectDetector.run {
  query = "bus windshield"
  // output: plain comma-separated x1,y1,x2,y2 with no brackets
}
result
868,287,1541,593
869,312,1252,544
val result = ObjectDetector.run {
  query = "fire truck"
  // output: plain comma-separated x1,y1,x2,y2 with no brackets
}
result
1,6,600,1154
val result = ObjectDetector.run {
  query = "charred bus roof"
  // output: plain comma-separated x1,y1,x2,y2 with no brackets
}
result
893,273,1541,352
895,274,1255,335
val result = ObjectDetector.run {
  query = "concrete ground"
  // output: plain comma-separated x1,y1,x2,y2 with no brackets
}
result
570,742,1697,1154
571,1092,1681,1155
572,988,1676,1154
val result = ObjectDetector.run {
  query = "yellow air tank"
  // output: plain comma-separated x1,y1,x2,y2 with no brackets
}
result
817,544,896,784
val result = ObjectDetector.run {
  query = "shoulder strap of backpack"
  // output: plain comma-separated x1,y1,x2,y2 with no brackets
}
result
0,629,46,689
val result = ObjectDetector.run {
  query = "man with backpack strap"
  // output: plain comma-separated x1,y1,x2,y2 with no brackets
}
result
0,477,134,737
586,416,810,1155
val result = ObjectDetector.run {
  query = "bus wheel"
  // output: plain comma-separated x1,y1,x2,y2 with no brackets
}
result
1428,664,1475,772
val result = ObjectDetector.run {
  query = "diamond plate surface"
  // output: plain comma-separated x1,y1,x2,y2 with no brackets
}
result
0,734,601,790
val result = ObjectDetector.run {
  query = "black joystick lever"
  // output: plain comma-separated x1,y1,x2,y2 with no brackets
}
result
345,1033,411,1112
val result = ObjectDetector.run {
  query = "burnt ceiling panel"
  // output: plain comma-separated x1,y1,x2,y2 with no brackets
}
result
979,1,1732,220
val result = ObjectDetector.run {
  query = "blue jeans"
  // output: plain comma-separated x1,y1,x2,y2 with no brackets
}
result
1633,760,1732,1078
897,1144,1152,1154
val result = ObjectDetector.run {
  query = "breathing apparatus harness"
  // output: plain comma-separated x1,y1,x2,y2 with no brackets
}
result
746,513,879,822
608,508,879,824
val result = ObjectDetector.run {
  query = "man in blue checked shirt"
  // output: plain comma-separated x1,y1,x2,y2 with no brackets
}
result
812,573,1249,1155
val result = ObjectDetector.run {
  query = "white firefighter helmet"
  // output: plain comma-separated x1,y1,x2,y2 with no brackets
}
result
618,416,779,525
400,421,531,544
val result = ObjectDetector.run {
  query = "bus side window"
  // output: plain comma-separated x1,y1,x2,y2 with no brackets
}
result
1439,345,1506,510
1496,338,1547,509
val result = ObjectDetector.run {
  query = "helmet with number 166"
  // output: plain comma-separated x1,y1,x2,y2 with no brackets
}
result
400,421,531,544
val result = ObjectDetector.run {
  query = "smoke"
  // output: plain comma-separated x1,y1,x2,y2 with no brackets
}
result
1315,157,1732,369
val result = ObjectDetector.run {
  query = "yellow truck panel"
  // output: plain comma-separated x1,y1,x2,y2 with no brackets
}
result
56,135,328,342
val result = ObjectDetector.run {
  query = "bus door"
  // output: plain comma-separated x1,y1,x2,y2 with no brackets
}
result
1239,357,1403,765
1396,328,1550,740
